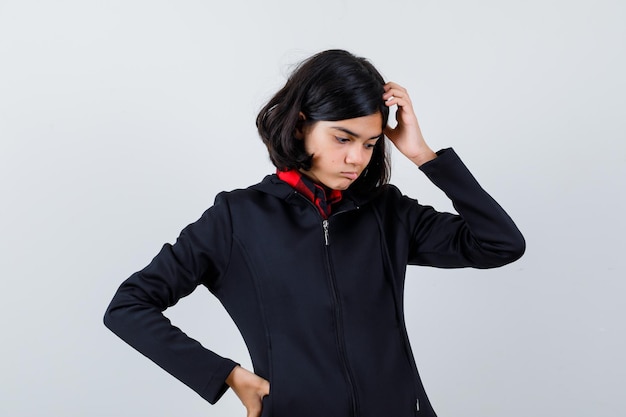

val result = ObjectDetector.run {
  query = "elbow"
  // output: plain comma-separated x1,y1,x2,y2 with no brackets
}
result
103,295,128,336
474,231,525,268
103,301,136,342
103,303,118,333
512,234,526,261
506,234,526,263
496,231,526,266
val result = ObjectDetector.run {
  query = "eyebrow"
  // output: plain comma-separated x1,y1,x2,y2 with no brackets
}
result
332,126,382,140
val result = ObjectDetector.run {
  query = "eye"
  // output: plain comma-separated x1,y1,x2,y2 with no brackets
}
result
335,136,350,144
365,143,376,150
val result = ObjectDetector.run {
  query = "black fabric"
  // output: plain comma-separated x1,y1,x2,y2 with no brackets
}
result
104,148,525,416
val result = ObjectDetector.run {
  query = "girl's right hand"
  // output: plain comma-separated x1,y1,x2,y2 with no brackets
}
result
226,365,270,417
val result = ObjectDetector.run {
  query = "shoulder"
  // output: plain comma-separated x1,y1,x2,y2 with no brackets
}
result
362,183,436,229
212,174,292,209
366,183,412,208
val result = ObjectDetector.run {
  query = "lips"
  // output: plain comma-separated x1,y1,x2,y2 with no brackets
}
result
341,172,358,180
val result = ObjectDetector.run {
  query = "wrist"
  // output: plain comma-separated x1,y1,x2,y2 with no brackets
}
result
409,148,437,166
225,365,242,387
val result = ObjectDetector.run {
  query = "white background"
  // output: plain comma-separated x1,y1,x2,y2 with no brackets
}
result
1,1,624,416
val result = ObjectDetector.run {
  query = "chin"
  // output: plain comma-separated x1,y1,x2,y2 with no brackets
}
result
321,175,357,191
329,181,353,191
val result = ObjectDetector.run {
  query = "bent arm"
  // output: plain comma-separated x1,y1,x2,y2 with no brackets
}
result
103,196,238,404
405,148,525,268
381,83,524,268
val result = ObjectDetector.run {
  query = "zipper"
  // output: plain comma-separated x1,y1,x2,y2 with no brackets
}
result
322,219,330,245
291,192,360,416
322,218,360,417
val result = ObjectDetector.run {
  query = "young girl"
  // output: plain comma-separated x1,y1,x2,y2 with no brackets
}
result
104,49,525,417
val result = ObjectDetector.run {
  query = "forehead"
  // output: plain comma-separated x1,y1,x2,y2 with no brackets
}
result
318,113,383,138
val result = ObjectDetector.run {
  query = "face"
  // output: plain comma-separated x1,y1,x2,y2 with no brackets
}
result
298,113,383,190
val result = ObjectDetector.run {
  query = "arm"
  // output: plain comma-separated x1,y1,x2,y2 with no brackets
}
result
383,83,525,268
103,195,238,404
407,148,525,267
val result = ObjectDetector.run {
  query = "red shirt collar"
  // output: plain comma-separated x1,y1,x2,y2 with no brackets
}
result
277,169,342,219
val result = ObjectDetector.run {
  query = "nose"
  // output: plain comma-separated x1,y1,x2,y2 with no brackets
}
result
345,145,369,166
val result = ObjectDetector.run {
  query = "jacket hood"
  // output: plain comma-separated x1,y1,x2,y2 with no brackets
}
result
250,174,374,211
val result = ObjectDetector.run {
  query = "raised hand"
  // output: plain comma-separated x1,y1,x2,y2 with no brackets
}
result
383,82,437,166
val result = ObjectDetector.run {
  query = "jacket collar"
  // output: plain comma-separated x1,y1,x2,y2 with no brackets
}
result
276,169,342,219
251,174,367,213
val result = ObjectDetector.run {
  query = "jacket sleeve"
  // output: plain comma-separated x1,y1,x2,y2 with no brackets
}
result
400,148,525,268
103,193,238,404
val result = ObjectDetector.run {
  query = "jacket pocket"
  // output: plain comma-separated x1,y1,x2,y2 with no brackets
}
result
260,393,272,417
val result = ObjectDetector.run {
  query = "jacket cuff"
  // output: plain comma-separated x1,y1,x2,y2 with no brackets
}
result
199,359,239,404
418,147,455,172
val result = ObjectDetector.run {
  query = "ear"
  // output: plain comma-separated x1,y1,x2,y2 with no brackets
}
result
294,112,306,140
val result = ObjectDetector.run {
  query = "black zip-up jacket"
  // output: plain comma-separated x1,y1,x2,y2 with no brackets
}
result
104,149,525,417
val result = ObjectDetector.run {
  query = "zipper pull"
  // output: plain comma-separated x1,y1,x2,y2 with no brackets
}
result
322,219,329,246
